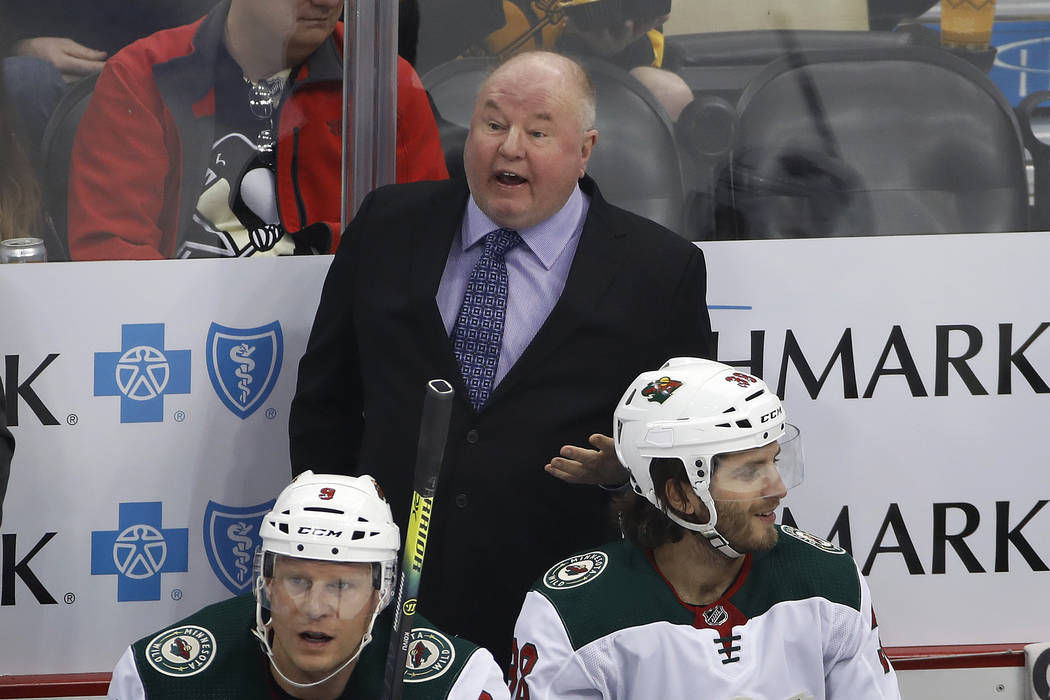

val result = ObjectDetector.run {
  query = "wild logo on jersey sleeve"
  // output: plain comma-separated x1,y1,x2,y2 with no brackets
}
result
403,628,456,683
780,525,846,554
543,551,608,589
145,625,216,677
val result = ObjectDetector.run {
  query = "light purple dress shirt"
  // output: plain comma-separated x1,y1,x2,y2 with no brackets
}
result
437,184,590,385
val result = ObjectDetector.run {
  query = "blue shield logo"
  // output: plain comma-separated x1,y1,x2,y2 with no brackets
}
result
203,499,275,595
206,322,283,419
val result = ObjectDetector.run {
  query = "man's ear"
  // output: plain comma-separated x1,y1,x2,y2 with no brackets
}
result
663,479,693,516
579,130,598,174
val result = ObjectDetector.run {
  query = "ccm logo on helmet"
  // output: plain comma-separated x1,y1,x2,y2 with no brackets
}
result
297,527,344,537
760,407,783,423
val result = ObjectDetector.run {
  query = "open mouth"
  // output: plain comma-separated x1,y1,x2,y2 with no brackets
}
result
300,631,334,644
495,171,527,186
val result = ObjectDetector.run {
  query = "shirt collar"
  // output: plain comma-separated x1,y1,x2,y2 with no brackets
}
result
462,184,586,270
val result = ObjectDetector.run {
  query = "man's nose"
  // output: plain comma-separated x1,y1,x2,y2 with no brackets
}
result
301,587,331,618
765,471,788,500
498,127,526,159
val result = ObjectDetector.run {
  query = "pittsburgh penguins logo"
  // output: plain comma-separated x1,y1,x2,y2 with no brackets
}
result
183,133,291,258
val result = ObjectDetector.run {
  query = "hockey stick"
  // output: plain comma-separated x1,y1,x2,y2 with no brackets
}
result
382,379,455,700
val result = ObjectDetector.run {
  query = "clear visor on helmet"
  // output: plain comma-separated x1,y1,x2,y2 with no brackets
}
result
256,551,379,623
710,423,804,502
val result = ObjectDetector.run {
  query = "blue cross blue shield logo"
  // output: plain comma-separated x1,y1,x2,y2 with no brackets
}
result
206,321,283,419
203,499,274,594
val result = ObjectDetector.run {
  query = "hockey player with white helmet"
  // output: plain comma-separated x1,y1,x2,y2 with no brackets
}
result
106,471,509,699
510,358,901,699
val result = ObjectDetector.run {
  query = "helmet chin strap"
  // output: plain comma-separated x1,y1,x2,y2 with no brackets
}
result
252,598,384,690
664,487,744,559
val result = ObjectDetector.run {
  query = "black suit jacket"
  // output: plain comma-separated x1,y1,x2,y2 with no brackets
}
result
289,175,712,663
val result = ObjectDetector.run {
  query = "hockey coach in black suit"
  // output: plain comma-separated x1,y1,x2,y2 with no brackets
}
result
289,50,713,664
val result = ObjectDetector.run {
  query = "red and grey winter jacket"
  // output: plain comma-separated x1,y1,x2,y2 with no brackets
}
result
68,1,448,260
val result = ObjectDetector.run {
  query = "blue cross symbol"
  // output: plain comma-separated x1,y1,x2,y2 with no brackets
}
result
91,502,189,601
94,324,191,423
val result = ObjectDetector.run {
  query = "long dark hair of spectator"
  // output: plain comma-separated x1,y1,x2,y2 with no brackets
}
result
0,56,42,240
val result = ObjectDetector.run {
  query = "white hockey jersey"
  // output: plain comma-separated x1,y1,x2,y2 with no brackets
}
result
510,525,901,700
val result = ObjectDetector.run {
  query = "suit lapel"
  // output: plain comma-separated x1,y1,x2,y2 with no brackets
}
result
488,177,625,406
409,180,474,407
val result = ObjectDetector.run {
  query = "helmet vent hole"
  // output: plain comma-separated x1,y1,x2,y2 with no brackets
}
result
351,530,366,540
735,419,752,428
745,390,764,401
722,407,736,413
716,422,731,428
278,524,289,534
625,389,637,405
304,507,343,514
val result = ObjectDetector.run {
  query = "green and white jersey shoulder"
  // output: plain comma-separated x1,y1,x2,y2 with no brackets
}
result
106,594,509,699
511,525,900,700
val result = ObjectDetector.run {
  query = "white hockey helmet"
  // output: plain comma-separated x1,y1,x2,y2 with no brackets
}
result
614,357,803,557
255,470,400,608
252,471,401,688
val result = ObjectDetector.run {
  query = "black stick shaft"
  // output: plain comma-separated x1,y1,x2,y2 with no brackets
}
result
381,379,454,700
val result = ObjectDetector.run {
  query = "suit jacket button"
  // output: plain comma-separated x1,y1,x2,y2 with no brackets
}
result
465,429,480,444
455,493,469,508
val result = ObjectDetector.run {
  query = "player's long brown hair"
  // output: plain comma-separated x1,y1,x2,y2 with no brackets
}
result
613,457,693,548
0,48,42,241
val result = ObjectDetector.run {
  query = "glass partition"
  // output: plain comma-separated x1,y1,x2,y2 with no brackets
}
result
411,0,1046,240
3,0,1050,261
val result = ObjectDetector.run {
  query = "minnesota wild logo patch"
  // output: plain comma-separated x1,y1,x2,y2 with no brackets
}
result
781,525,846,554
543,551,608,590
404,628,456,683
641,376,683,404
145,625,216,677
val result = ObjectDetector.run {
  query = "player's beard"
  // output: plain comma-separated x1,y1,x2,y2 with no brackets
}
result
711,497,781,554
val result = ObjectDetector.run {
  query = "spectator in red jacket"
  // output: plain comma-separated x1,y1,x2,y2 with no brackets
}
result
68,0,448,260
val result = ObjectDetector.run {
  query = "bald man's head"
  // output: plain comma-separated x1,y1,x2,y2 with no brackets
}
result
463,50,599,230
489,51,596,133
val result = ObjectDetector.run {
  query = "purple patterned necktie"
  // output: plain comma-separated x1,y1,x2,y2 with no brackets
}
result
452,228,523,411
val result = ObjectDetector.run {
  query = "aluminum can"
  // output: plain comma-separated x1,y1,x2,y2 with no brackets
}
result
0,237,48,263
